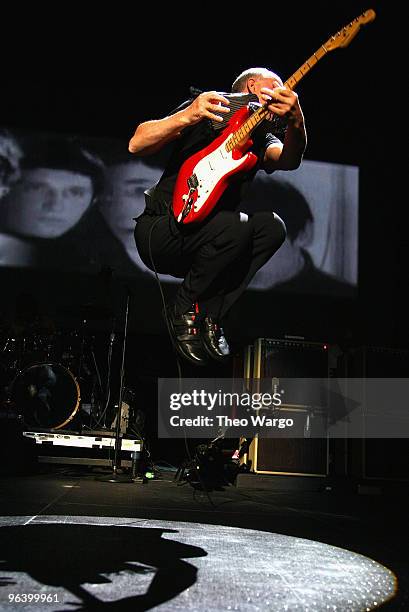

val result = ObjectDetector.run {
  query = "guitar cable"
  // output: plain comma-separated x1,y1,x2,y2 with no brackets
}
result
146,212,221,506
147,215,183,377
147,215,220,506
146,213,192,465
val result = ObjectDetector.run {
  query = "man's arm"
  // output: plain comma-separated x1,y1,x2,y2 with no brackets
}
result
128,92,231,156
260,87,307,173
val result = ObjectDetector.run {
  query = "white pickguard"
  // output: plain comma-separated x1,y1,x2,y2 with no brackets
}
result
182,141,249,213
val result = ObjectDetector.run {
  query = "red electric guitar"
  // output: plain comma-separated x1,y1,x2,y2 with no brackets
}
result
173,8,375,225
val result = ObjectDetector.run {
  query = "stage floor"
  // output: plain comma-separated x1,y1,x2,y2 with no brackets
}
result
0,466,407,610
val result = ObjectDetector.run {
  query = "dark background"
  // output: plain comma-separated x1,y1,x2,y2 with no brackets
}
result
1,12,407,609
0,2,405,352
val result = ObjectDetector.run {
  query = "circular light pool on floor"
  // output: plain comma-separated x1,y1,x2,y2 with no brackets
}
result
0,516,396,610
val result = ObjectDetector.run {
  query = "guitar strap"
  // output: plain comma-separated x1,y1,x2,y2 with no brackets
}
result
209,92,259,131
168,87,287,140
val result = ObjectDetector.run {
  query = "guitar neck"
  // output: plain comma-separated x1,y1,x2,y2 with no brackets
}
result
226,45,329,152
226,8,375,151
285,43,329,90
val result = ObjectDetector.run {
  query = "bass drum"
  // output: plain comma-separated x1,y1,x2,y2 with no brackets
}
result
10,363,80,430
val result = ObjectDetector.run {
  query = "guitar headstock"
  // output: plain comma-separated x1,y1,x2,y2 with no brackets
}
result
324,9,376,51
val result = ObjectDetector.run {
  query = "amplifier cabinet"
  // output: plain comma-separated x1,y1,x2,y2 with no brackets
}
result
253,338,329,379
340,345,409,481
340,345,409,378
248,412,329,476
245,338,330,476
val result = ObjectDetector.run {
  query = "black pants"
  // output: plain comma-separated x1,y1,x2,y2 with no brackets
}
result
134,210,286,320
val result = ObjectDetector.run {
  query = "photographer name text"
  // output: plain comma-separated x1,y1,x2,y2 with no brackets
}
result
169,415,294,428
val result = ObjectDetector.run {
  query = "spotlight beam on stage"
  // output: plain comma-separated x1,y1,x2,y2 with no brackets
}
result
0,515,397,610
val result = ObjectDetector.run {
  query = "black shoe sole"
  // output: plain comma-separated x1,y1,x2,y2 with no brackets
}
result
164,308,209,367
201,336,231,363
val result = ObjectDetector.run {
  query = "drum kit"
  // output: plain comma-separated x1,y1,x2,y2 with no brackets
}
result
0,304,114,431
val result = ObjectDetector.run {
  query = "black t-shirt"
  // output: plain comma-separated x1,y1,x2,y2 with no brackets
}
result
144,91,286,216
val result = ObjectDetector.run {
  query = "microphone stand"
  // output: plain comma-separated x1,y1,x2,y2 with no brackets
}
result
98,290,133,483
99,321,116,430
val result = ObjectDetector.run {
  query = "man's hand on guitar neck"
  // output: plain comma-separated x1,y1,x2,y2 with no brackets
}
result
260,86,307,172
260,86,304,129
